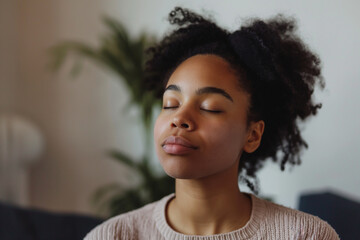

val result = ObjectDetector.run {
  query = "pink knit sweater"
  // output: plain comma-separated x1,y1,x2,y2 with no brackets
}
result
84,193,339,240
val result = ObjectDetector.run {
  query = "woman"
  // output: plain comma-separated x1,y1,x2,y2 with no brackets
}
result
85,7,339,240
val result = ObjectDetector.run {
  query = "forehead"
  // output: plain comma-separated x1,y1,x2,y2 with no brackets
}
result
167,54,241,90
165,54,251,117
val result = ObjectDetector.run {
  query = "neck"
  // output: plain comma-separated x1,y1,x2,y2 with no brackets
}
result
166,164,252,235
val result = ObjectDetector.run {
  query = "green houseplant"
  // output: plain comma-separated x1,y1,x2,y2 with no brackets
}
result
50,16,174,217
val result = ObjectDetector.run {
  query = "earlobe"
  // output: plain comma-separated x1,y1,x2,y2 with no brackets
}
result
243,120,265,153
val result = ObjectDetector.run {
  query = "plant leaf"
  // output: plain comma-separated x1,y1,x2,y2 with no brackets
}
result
107,149,137,168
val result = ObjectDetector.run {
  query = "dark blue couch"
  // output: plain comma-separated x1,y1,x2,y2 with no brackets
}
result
0,201,103,240
299,190,360,240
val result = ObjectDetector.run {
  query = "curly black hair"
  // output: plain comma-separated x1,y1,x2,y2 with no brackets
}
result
144,7,324,193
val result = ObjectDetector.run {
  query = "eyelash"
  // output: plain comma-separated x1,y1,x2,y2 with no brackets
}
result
162,106,222,114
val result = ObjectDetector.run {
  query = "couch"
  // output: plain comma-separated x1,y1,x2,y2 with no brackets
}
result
0,201,103,240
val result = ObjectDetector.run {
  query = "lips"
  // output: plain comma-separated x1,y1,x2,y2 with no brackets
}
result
162,135,198,155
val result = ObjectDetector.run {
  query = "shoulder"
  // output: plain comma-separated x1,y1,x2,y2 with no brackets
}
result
251,195,340,240
83,199,160,240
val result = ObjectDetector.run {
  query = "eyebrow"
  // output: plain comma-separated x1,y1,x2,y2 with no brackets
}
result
164,84,234,102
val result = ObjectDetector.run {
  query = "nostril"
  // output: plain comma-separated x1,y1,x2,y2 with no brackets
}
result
171,121,191,129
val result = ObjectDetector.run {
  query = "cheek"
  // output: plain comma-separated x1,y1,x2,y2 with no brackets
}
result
202,119,246,162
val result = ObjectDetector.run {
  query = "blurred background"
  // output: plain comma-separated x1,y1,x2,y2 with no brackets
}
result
1,0,359,220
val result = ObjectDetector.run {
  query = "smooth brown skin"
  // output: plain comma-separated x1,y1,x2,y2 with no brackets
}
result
154,54,265,235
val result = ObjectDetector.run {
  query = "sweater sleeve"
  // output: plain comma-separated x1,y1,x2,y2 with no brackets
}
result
316,220,340,240
261,198,341,240
83,214,133,240
83,219,118,240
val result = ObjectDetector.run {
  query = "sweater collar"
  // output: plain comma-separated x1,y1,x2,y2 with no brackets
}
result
153,193,264,240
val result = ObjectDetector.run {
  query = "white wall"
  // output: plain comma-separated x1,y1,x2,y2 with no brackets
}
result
1,0,359,215
0,1,20,111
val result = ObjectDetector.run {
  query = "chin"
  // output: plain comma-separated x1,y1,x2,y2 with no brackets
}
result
160,159,202,179
164,171,197,179
161,161,218,180
162,165,196,179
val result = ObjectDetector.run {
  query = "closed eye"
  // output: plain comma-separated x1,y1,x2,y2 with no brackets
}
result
163,106,178,109
201,109,223,114
163,106,222,114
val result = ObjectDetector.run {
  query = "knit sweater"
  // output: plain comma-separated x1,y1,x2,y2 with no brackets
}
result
84,193,339,240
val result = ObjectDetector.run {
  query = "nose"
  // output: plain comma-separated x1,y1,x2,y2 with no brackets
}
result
171,113,195,131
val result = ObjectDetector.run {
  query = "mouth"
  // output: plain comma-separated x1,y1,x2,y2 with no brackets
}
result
161,136,198,155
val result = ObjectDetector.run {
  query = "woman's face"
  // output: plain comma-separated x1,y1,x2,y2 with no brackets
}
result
154,54,256,179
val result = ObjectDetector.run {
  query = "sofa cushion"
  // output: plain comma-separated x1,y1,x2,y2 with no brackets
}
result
0,201,103,240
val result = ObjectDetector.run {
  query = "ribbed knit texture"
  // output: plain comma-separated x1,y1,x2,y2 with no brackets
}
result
84,193,339,240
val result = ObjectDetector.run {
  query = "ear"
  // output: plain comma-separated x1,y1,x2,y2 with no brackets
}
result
243,120,265,153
